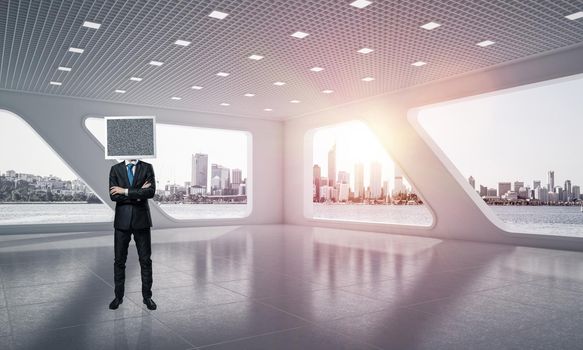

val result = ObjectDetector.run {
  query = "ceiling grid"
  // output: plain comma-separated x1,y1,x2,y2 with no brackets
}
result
0,0,582,119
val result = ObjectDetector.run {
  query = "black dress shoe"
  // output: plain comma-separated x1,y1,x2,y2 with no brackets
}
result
109,297,123,310
143,297,157,310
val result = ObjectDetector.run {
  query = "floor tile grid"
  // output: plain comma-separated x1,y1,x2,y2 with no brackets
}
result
79,256,198,349
405,292,576,345
219,280,390,350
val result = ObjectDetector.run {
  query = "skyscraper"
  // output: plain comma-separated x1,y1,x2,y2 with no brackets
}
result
220,167,230,190
498,182,511,198
480,185,488,197
533,180,541,189
370,162,382,199
564,180,572,200
393,166,406,196
337,171,349,185
548,171,555,192
513,181,524,192
354,163,364,199
232,169,242,189
328,144,336,187
191,153,208,192
313,165,321,200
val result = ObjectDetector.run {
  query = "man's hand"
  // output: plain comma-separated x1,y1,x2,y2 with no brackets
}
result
110,186,126,195
142,181,151,189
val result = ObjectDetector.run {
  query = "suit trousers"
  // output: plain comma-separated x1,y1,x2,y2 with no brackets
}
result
114,227,153,299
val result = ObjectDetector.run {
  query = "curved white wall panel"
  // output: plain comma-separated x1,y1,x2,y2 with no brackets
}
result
284,44,583,250
0,92,282,234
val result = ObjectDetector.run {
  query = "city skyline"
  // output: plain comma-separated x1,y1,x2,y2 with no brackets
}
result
0,112,250,186
419,74,583,187
313,121,412,191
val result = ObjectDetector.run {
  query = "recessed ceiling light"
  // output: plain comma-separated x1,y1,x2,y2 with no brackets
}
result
49,81,62,86
68,47,84,54
566,11,583,20
191,85,203,90
171,96,182,100
420,22,441,30
114,89,126,94
361,77,375,82
264,108,273,111
130,77,142,81
209,10,228,19
477,40,495,47
244,93,255,97
357,48,374,54
248,54,264,60
149,60,164,66
174,39,191,46
291,31,309,39
350,0,372,9
82,21,101,29
310,67,324,72
58,66,71,72
273,81,286,86
322,90,334,94
290,100,300,103
220,103,230,106
412,61,427,67
216,72,230,77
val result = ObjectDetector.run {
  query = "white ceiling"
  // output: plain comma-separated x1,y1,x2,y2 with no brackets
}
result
1,0,582,120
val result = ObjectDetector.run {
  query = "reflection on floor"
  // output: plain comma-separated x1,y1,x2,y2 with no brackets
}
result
1,225,583,349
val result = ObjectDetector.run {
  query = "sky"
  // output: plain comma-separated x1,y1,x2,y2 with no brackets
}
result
0,113,248,188
418,74,583,190
313,121,411,190
85,118,248,187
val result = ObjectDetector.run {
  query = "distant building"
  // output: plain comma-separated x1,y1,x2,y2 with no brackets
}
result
564,180,572,200
479,185,488,197
548,171,555,193
535,186,548,201
354,163,364,199
518,187,529,199
498,182,511,198
232,169,242,189
487,188,498,197
468,176,475,189
572,185,580,200
337,171,349,185
393,166,406,196
313,165,321,200
338,183,349,202
328,144,336,187
533,180,541,189
554,186,564,202
191,153,208,192
513,181,524,192
369,162,382,199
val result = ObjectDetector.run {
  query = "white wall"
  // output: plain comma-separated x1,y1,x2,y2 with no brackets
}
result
0,91,283,234
284,44,583,250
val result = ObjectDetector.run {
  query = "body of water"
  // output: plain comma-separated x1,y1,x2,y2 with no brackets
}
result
0,203,249,224
313,203,583,236
1,203,581,236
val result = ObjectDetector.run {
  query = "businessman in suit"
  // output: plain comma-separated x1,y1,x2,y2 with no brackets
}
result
108,159,157,310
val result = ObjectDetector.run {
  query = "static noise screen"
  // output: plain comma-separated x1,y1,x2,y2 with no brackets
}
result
105,116,156,159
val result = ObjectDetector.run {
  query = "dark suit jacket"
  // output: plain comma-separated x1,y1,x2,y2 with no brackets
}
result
109,161,156,230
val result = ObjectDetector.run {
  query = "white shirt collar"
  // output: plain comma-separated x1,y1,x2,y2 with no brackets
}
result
124,159,139,166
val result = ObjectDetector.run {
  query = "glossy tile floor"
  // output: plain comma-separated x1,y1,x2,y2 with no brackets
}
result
1,225,583,349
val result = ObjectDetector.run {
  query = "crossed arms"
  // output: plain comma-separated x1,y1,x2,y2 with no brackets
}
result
109,165,156,203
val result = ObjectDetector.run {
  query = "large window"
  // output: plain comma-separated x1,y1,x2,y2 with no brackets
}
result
306,120,433,226
417,74,583,237
0,111,113,225
85,118,251,220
